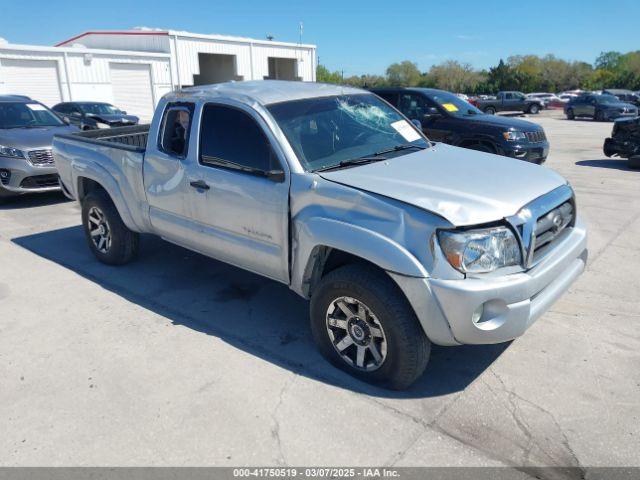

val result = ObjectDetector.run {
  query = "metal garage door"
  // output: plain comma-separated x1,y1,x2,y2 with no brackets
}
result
0,59,62,106
109,63,154,121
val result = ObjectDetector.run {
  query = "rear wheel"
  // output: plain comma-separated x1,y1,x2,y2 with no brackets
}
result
310,264,431,390
81,190,139,265
528,103,540,114
484,106,496,115
595,110,605,122
566,108,575,120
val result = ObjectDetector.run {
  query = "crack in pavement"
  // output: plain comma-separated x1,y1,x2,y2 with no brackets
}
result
270,374,297,466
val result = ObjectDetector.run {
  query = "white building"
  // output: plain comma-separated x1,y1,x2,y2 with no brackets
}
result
0,29,317,120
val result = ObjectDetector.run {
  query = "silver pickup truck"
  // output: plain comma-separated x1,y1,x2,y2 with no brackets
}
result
53,81,587,390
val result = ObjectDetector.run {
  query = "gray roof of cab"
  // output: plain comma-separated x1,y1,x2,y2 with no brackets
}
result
167,80,366,106
0,94,32,102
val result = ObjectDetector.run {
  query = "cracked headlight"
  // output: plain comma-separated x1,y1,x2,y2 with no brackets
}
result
0,145,26,159
438,226,522,274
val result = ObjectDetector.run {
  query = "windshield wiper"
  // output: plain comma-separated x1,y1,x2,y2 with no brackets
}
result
370,144,427,156
315,156,387,172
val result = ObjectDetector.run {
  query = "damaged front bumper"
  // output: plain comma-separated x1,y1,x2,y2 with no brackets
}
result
389,218,588,346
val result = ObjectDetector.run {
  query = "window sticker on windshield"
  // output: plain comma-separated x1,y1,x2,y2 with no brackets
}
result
442,103,459,112
391,120,421,142
27,104,47,111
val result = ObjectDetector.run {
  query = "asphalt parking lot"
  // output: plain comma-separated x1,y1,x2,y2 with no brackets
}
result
1,111,639,470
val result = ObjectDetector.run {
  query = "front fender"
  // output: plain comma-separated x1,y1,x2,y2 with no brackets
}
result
291,216,428,297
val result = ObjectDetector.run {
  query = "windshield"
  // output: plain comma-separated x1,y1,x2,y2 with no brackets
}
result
0,102,65,129
426,91,482,117
268,94,429,172
80,103,121,115
598,95,621,104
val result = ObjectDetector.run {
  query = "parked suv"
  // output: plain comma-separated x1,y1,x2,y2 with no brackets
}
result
0,95,76,201
565,94,638,121
373,88,549,163
52,102,139,130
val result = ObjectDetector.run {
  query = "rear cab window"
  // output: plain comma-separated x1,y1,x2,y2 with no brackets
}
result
158,102,195,158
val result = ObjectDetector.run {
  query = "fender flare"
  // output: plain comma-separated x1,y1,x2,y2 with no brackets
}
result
292,216,428,297
74,162,142,233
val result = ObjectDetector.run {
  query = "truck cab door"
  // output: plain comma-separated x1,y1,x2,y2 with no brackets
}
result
144,102,196,240
502,92,517,110
185,102,290,283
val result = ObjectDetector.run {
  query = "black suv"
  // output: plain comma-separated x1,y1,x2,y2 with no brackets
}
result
52,102,139,130
372,88,549,164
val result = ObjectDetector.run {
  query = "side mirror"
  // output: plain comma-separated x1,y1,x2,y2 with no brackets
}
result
121,111,127,115
62,116,71,125
410,119,422,130
266,169,285,183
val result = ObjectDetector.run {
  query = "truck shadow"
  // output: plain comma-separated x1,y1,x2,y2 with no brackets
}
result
576,159,639,171
12,226,509,399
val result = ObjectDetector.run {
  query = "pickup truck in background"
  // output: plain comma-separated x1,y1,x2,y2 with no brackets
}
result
53,81,587,389
475,91,544,115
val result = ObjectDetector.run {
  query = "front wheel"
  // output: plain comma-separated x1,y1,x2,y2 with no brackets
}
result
81,190,139,265
566,108,575,120
595,110,605,122
528,104,540,114
310,264,431,390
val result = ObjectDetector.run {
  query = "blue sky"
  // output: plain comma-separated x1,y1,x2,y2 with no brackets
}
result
1,0,638,75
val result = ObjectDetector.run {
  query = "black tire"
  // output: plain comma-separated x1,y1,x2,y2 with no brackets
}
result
629,156,640,169
566,108,575,120
310,264,431,390
484,106,496,115
595,110,605,122
81,189,139,265
528,103,540,114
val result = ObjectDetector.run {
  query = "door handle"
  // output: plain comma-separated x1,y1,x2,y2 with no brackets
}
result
190,180,210,190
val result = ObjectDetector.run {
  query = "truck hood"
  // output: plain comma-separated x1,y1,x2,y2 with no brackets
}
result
0,125,78,150
318,143,566,226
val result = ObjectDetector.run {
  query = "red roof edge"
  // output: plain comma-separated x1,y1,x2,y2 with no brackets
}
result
55,30,169,47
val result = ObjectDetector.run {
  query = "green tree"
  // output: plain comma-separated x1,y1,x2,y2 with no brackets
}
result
316,64,343,84
423,60,486,93
386,61,422,87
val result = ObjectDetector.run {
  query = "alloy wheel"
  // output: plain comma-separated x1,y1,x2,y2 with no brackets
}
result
325,296,388,371
88,206,112,254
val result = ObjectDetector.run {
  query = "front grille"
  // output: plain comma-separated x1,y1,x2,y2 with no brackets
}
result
525,131,547,143
19,174,60,189
532,201,574,262
27,149,55,166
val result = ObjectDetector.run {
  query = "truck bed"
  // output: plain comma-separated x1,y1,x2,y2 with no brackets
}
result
60,124,150,151
52,124,151,232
